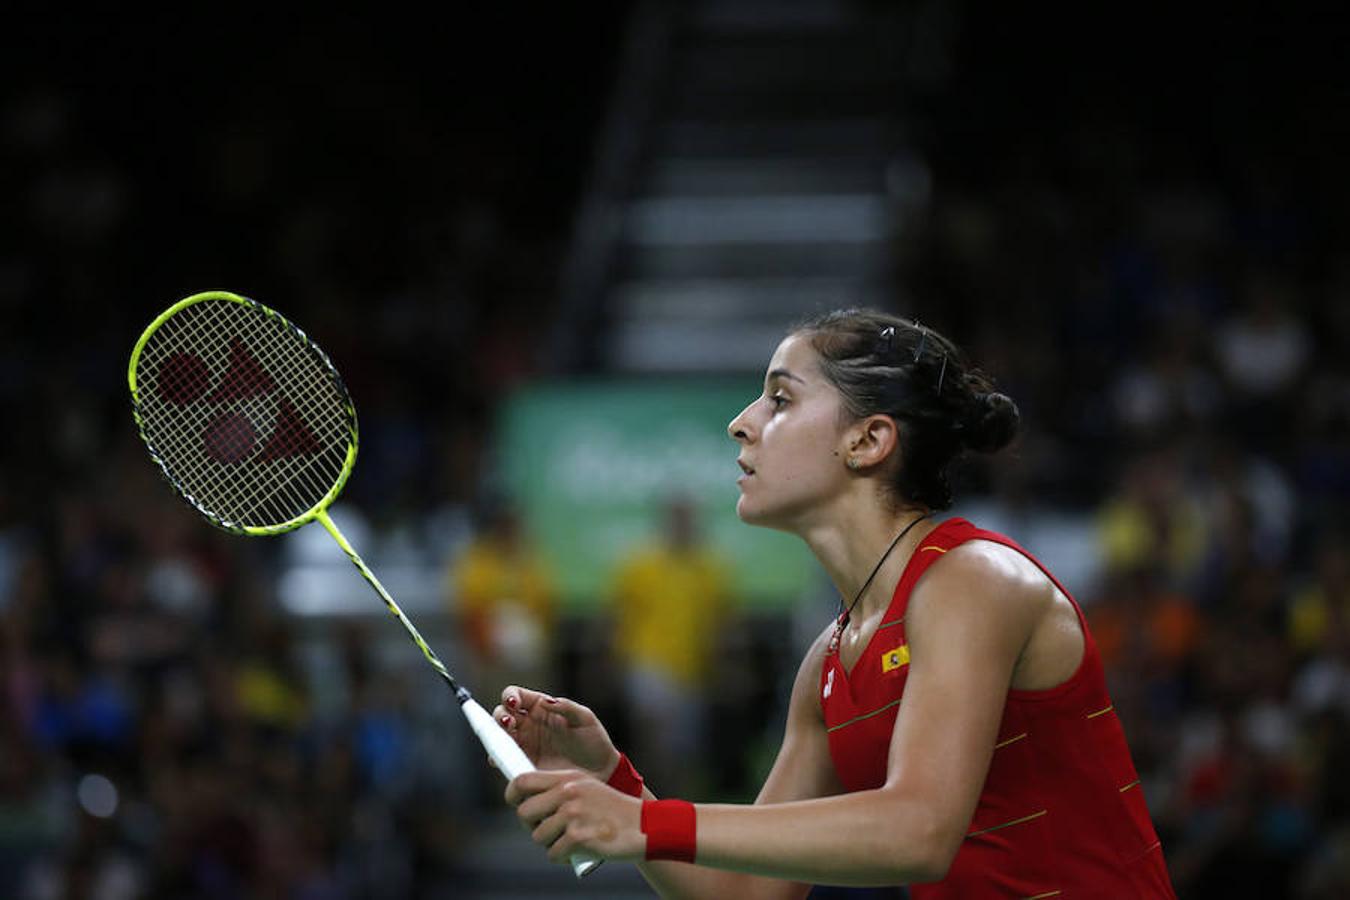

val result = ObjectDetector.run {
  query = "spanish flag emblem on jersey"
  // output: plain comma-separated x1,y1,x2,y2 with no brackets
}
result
882,643,910,673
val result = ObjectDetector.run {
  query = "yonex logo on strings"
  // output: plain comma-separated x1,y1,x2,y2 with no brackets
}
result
157,337,320,464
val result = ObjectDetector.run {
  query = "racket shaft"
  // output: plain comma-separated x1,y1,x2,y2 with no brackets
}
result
316,511,600,877
315,511,457,686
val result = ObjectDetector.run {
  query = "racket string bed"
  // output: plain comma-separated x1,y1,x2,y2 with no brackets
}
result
138,297,351,531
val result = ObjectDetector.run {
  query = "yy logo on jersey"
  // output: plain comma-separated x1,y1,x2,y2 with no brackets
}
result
156,337,319,465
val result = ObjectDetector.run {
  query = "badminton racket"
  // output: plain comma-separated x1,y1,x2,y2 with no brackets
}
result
128,290,599,877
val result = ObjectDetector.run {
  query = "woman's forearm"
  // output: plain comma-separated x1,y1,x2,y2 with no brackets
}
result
632,785,812,900
688,789,949,887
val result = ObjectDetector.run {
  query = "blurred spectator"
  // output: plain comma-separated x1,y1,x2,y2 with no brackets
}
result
1111,320,1222,443
1096,446,1209,589
1289,535,1350,659
1214,272,1311,400
608,497,735,796
1213,271,1313,452
446,499,557,692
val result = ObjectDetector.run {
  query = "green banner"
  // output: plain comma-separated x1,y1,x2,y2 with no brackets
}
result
496,379,819,611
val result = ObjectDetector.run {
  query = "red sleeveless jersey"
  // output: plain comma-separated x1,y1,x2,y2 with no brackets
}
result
819,518,1175,898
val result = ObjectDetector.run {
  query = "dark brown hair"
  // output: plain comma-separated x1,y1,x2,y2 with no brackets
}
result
794,309,1019,510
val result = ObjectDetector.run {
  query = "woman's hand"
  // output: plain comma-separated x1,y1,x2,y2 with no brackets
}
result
492,686,621,780
506,769,645,864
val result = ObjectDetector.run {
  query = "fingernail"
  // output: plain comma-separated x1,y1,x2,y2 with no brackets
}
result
500,715,511,726
543,696,558,705
506,695,518,708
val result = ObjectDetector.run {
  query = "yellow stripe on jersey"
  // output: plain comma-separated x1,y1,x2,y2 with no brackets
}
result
966,809,1047,838
826,697,903,733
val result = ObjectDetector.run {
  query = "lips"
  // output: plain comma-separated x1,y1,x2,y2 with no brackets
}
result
737,459,755,476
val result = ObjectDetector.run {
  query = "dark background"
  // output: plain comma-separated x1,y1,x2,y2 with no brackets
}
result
3,4,1350,898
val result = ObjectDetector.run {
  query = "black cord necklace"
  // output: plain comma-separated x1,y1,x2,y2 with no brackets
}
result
830,511,932,653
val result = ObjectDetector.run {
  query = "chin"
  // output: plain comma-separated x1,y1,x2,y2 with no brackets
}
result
735,494,767,526
735,495,793,533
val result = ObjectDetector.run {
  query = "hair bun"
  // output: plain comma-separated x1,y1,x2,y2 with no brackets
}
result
963,392,1020,453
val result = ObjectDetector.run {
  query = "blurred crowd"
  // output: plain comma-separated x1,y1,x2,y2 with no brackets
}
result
3,7,1350,899
0,10,628,899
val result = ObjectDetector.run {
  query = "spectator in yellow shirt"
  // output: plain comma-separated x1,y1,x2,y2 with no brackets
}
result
609,497,733,795
448,500,556,692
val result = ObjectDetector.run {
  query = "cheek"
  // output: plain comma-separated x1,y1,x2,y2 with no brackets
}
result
764,425,841,491
769,414,839,466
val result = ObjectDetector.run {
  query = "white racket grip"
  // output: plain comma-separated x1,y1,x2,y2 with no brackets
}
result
460,698,602,878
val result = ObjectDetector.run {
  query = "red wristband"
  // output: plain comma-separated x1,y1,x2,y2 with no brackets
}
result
641,799,696,863
605,752,645,798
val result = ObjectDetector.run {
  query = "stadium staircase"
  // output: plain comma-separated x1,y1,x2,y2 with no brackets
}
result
551,0,935,377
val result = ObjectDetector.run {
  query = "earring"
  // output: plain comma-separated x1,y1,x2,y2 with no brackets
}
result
847,457,861,471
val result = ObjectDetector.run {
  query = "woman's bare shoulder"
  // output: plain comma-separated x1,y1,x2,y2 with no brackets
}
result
908,538,1059,640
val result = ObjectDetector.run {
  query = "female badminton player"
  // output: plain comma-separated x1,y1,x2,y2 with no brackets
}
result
497,310,1177,897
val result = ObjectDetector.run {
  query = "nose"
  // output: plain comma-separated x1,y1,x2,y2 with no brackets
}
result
728,402,754,443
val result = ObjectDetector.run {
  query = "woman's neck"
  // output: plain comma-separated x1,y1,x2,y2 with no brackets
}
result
800,499,936,622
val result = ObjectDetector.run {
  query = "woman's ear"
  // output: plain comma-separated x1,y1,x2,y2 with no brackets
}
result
845,414,900,472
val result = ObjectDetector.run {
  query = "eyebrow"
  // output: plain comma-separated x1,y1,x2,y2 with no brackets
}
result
766,368,806,385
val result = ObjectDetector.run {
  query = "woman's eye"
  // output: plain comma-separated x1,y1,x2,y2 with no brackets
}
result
769,394,789,410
